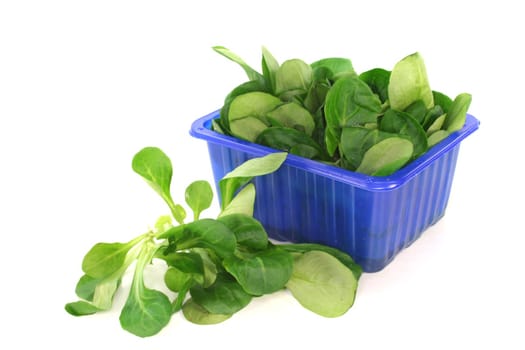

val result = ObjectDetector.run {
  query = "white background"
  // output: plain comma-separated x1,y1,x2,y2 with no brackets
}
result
1,1,523,348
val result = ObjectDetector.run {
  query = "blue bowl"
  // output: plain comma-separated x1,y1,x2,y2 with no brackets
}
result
190,110,480,272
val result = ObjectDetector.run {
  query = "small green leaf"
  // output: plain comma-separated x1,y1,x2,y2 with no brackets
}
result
223,247,293,296
218,214,268,250
213,46,263,82
165,267,192,292
310,57,355,80
256,127,326,160
185,180,213,220
388,52,434,111
262,46,279,93
81,242,132,279
182,299,232,325
190,273,252,315
443,93,472,132
356,137,414,176
275,59,313,98
428,129,450,147
266,102,316,136
432,90,453,113
74,274,101,301
380,109,428,157
426,113,446,135
174,219,237,259
219,152,287,210
219,183,256,218
359,68,391,103
65,301,101,316
286,250,357,317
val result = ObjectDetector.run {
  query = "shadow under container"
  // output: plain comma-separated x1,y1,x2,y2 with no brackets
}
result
190,110,480,272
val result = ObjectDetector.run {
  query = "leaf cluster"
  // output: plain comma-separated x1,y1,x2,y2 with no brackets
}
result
65,148,362,337
213,47,472,176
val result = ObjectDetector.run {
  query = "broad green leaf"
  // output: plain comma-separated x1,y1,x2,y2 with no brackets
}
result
162,252,204,287
324,75,382,156
428,130,450,147
256,127,326,160
74,274,100,301
443,93,472,132
230,116,270,143
219,183,255,218
228,91,282,141
174,219,236,259
262,46,279,93
185,180,213,220
422,104,445,131
213,46,263,82
426,113,446,135
119,286,172,337
193,248,218,288
340,127,399,170
190,273,252,314
165,267,193,292
223,247,293,296
356,137,414,176
219,152,287,210
380,109,428,157
388,52,434,111
359,68,391,103
182,299,232,325
286,250,357,317
275,59,312,98
65,301,101,316
218,214,268,250
310,57,355,80
289,143,323,159
82,242,134,279
219,80,269,133
280,243,362,280
266,102,315,136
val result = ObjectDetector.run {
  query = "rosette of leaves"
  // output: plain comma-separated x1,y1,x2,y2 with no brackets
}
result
65,148,362,337
213,47,471,176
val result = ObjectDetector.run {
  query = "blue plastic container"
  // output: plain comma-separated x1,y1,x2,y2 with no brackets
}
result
190,110,479,272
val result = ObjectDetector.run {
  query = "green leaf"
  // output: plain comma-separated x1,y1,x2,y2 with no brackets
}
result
403,99,428,125
275,59,313,99
185,180,213,220
81,241,135,279
154,215,172,234
256,127,326,160
228,91,282,142
223,247,293,296
428,130,450,147
266,102,315,136
218,214,268,250
119,286,172,337
380,109,428,157
432,90,453,113
422,104,445,131
65,301,101,316
280,243,362,280
219,80,270,134
359,68,391,103
174,219,237,259
219,183,256,218
388,52,434,111
310,57,355,80
443,93,472,132
182,299,232,325
132,147,183,223
219,152,287,210
213,46,263,82
262,46,279,93
74,274,101,301
286,250,357,317
92,278,120,310
165,267,193,292
426,113,446,135
324,75,382,156
190,273,252,314
356,137,414,176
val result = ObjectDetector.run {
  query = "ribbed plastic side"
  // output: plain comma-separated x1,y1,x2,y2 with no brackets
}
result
206,141,461,272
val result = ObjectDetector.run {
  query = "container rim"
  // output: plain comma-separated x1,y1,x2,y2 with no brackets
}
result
190,110,480,191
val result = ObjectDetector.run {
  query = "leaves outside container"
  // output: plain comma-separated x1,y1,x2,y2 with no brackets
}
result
190,110,479,272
